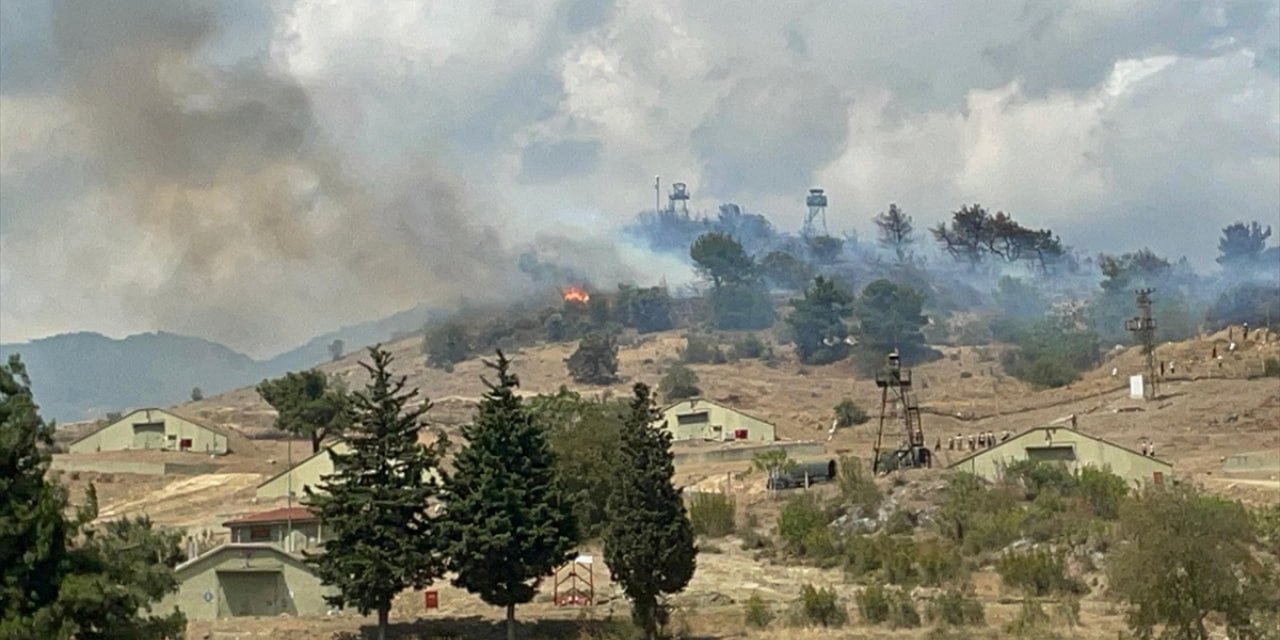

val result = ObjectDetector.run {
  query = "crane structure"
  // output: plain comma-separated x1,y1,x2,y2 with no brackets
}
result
871,350,931,474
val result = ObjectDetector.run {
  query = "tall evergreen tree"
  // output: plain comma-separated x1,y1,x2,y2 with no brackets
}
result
603,384,697,639
303,346,449,640
443,351,577,640
2,354,184,640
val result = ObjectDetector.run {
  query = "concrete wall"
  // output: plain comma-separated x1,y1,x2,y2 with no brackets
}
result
69,409,228,455
229,521,325,554
50,456,218,476
255,442,350,501
950,427,1171,486
1222,451,1280,474
673,441,824,466
656,400,777,443
160,545,333,620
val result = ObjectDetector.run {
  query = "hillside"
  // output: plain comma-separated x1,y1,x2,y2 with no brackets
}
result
1,304,439,422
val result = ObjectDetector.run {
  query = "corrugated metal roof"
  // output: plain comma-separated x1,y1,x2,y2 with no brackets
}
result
222,507,317,527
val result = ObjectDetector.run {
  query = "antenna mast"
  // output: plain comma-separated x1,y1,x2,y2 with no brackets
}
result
1124,288,1158,400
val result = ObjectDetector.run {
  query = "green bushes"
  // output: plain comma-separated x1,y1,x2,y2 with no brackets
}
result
844,535,965,587
742,592,773,629
778,493,830,557
856,584,919,628
925,589,985,627
794,584,847,627
687,492,735,538
659,364,701,401
833,398,870,427
1264,357,1280,378
733,333,769,359
998,320,1100,388
835,456,881,516
995,548,1083,597
679,333,729,364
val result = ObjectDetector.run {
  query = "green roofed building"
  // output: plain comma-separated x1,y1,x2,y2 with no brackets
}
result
949,425,1172,487
159,543,335,619
68,408,229,455
653,398,777,443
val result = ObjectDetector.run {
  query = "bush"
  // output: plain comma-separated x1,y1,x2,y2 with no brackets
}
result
734,333,768,359
843,535,918,585
1003,459,1077,500
1076,466,1129,520
833,398,869,427
795,584,847,627
659,364,701,401
916,539,966,587
778,493,829,556
425,322,471,367
743,593,773,629
688,492,735,538
836,456,881,516
566,332,620,384
710,282,776,331
856,584,891,624
680,333,728,364
925,589,985,627
996,548,1082,597
1264,357,1280,378
856,584,917,628
999,320,1100,388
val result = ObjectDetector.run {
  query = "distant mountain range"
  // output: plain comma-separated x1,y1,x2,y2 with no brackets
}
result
0,304,441,422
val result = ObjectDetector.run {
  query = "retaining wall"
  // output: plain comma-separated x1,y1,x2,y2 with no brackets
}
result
673,441,826,466
50,456,219,476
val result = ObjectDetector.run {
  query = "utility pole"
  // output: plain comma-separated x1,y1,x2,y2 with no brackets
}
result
1125,288,1158,400
654,175,661,214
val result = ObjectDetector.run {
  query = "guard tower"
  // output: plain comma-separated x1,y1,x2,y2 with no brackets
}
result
669,182,690,214
803,187,828,237
1124,288,1158,400
872,350,930,474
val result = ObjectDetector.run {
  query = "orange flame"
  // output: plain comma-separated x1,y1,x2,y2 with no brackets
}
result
562,285,590,304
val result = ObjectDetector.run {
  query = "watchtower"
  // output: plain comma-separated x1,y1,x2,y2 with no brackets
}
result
803,187,828,237
872,350,930,473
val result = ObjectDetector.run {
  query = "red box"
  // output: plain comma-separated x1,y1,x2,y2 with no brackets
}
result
424,590,439,609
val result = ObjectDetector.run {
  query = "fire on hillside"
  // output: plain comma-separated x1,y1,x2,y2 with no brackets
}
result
562,285,590,304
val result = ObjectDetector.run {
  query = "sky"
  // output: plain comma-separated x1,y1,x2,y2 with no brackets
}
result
1,0,1278,357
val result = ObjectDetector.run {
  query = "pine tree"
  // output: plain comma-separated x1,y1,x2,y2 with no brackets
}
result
303,345,449,640
443,351,577,640
603,383,697,639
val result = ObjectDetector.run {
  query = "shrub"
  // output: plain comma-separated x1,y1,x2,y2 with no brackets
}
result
680,333,727,364
1264,357,1280,378
566,332,620,384
833,398,870,427
836,456,881,516
888,590,922,629
688,492,735,538
1076,466,1129,520
1003,601,1051,637
999,320,1100,388
856,584,891,624
425,322,470,367
743,593,773,629
925,589,985,627
778,493,829,555
1003,459,1077,500
659,364,701,401
795,584,847,627
752,449,794,476
996,548,1082,597
844,535,918,585
916,539,966,587
882,509,915,535
734,333,769,359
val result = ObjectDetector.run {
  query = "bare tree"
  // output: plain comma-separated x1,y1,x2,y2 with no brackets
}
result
873,204,915,263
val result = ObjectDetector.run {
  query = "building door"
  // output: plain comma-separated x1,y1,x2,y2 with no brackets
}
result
218,572,282,616
131,422,165,449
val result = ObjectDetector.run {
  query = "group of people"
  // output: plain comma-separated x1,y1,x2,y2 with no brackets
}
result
1139,438,1158,457
943,430,1011,452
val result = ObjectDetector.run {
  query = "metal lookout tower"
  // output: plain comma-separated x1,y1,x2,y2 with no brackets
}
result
668,182,690,214
1124,288,1158,400
872,350,930,474
803,187,828,237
